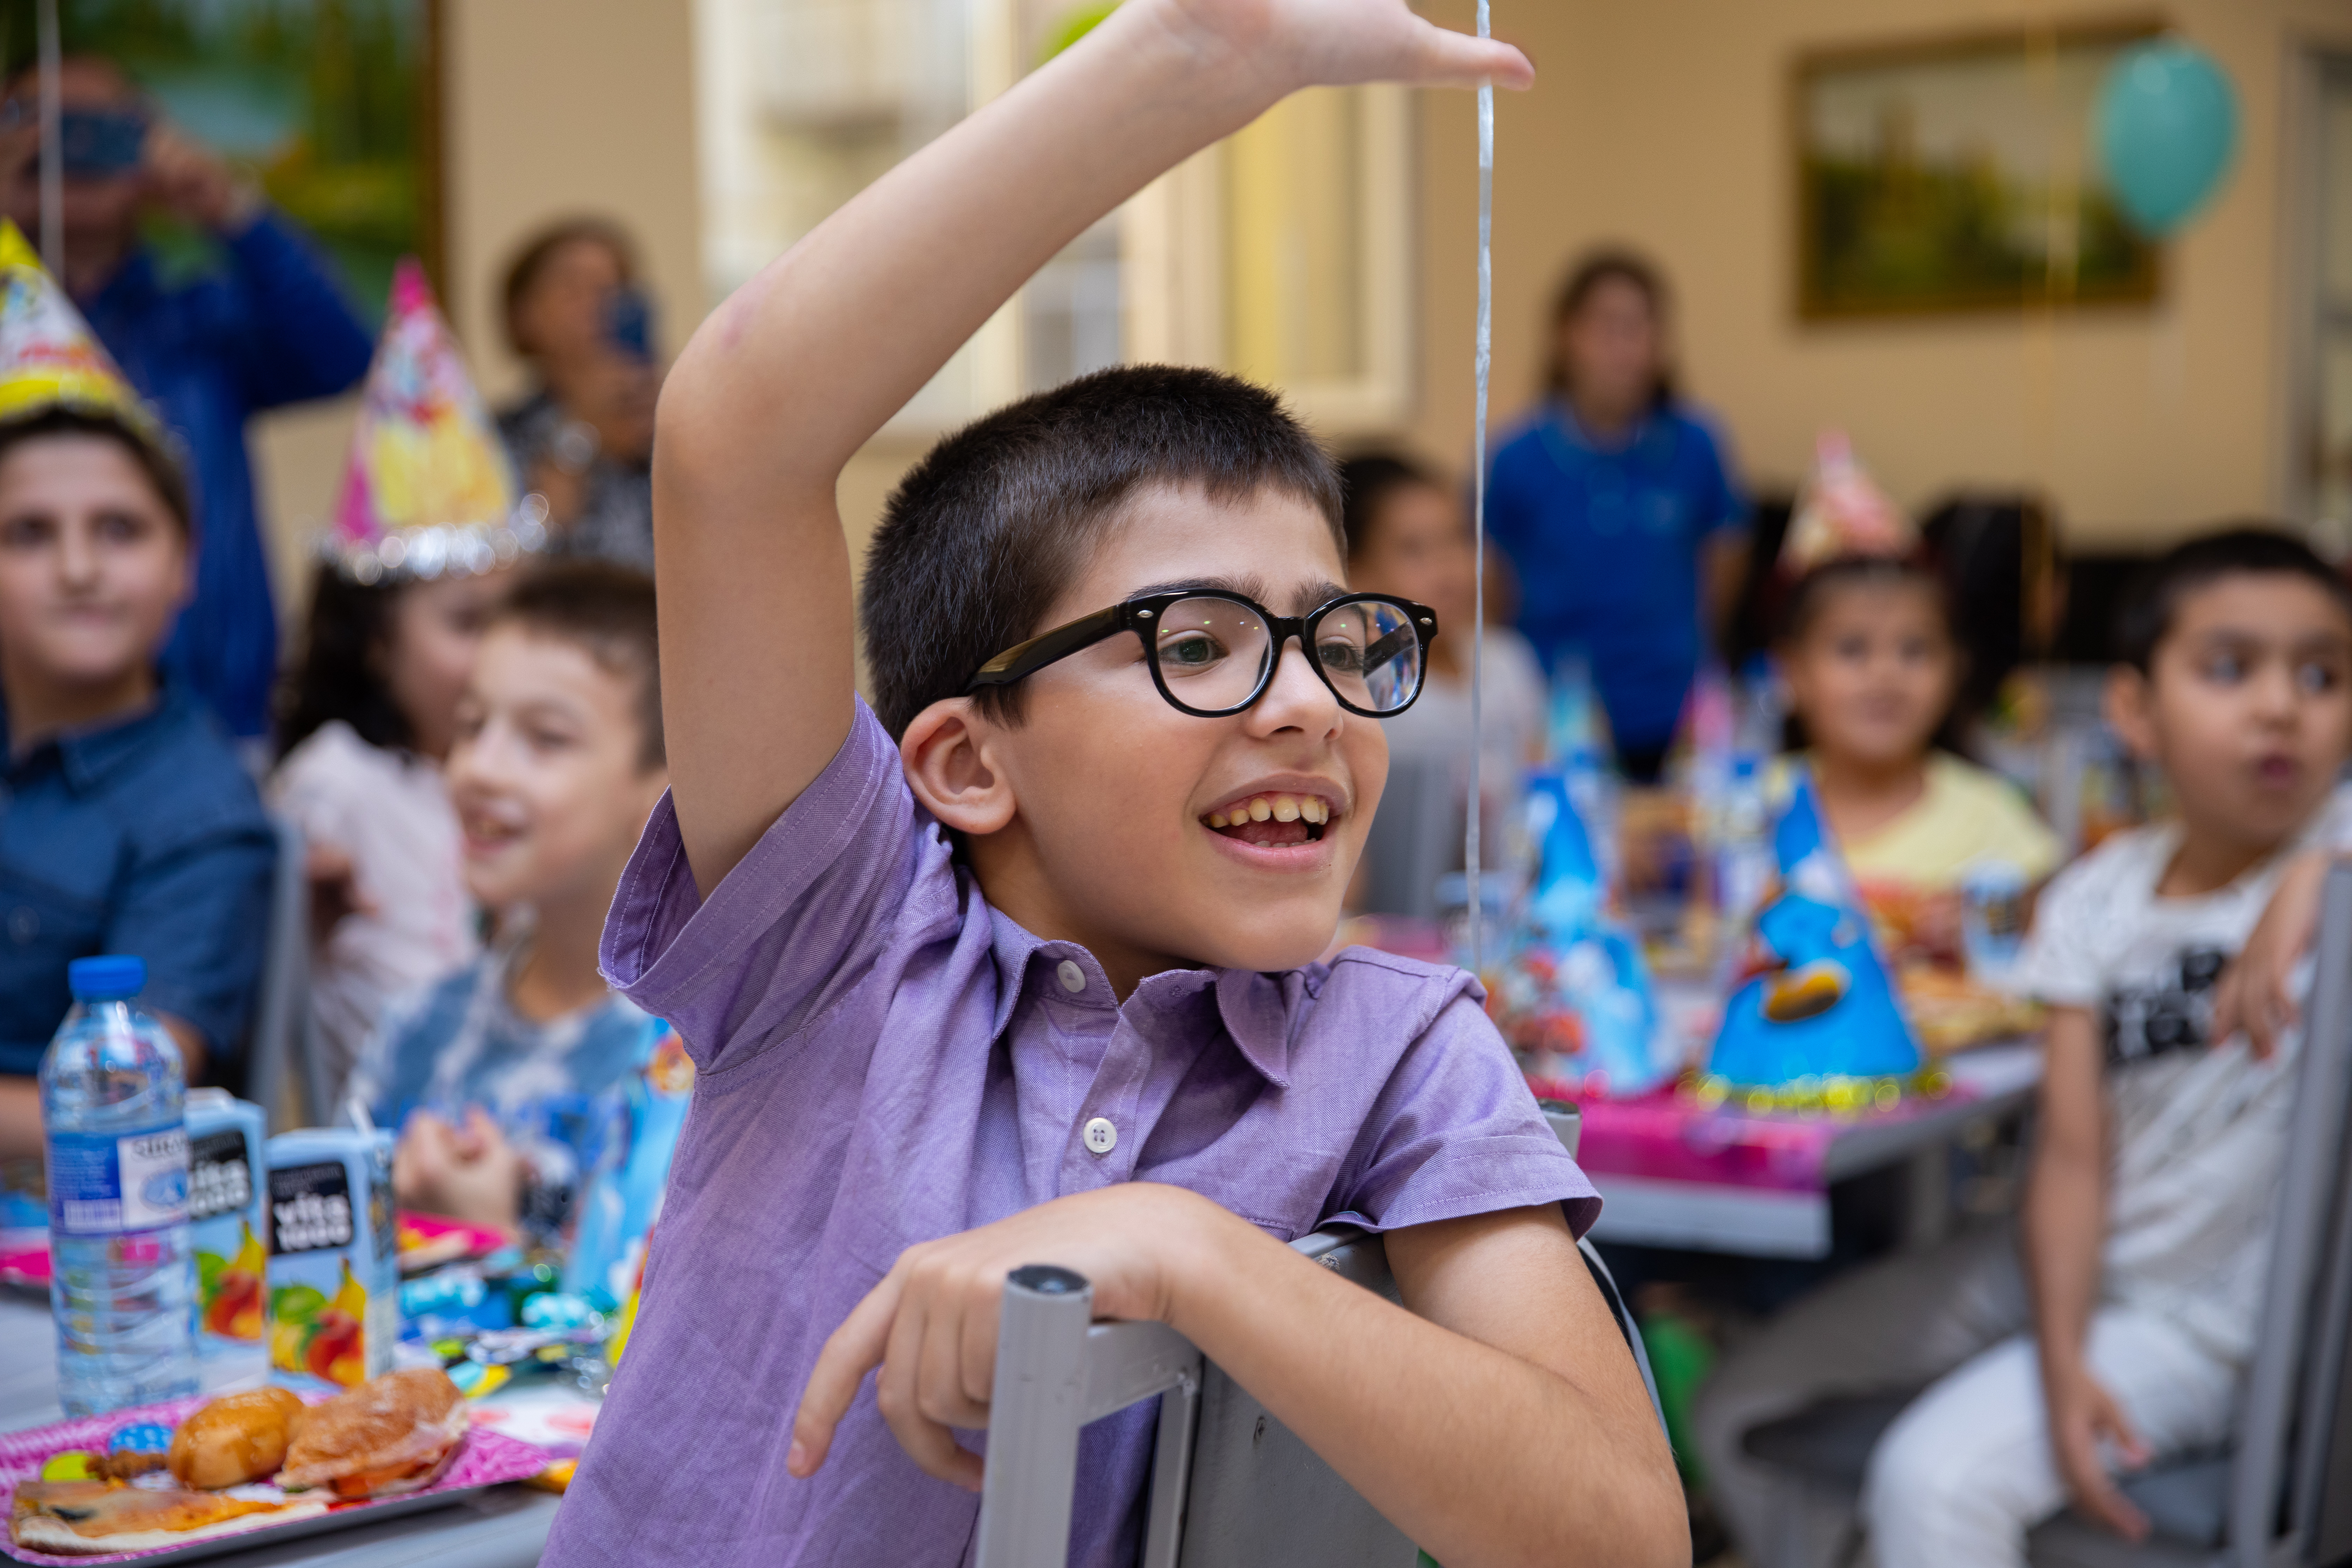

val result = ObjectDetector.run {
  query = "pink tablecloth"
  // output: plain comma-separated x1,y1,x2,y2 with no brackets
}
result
1533,1078,1981,1194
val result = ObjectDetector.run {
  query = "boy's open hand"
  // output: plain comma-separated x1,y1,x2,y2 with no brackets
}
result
2045,1365,2150,1541
788,1184,1223,1491
1148,0,1532,100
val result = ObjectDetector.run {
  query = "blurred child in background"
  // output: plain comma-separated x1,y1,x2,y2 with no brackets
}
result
0,238,274,1161
274,564,505,1107
349,564,666,1241
1341,453,1546,772
1771,438,2060,964
1777,554,2060,963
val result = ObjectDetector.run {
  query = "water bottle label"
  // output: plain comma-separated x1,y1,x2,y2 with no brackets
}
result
47,1124,189,1236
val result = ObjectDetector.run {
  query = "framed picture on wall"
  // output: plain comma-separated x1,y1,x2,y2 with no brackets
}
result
1794,19,2161,320
6,0,440,320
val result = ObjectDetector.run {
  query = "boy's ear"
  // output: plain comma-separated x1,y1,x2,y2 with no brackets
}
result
2103,663,2161,762
900,698,1017,836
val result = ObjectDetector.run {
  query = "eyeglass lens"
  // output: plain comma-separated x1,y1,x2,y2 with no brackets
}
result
1150,596,1422,714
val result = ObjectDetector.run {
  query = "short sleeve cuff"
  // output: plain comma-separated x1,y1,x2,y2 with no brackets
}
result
598,700,899,1021
1324,1134,1602,1240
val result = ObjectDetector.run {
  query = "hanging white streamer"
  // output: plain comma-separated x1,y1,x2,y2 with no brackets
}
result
1465,0,1493,972
36,0,61,277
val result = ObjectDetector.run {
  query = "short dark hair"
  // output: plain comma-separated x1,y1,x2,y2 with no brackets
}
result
1544,246,1676,408
2111,527,2352,673
1775,554,1953,647
493,562,665,772
0,407,191,535
276,565,413,759
859,365,1342,738
1337,451,1442,560
499,217,640,358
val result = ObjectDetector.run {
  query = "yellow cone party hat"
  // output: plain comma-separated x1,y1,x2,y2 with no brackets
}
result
328,259,543,582
0,220,168,450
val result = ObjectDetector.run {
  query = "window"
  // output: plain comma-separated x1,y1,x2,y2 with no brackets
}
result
695,0,1412,434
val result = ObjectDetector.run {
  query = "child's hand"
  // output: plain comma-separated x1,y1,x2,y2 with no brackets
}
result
2211,849,2332,1060
2044,1365,2150,1542
787,1184,1228,1491
393,1108,524,1236
1146,0,1533,100
303,842,376,950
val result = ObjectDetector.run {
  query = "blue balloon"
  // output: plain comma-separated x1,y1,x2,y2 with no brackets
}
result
2095,40,2239,237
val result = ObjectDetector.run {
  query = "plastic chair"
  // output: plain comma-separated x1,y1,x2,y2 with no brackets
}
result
242,814,319,1132
970,1107,1663,1568
1734,863,2352,1568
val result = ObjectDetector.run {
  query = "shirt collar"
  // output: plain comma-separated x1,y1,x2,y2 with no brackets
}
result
5,680,183,794
983,903,1297,1088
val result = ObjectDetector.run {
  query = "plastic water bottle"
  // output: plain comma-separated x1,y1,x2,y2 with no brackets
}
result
41,955,198,1416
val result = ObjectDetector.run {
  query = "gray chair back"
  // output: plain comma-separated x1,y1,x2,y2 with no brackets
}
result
243,814,317,1132
971,1107,1653,1568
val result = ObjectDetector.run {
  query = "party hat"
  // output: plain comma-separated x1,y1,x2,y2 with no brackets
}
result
326,259,542,582
0,221,167,450
1780,430,1916,574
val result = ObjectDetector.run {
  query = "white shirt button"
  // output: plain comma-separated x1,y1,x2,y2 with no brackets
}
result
1083,1116,1119,1155
1056,959,1087,994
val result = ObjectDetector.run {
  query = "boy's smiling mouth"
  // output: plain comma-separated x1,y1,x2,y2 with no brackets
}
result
1202,791,1337,847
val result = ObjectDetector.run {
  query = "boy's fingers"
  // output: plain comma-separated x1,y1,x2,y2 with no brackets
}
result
915,1285,990,1430
789,1274,903,1477
1401,25,1535,91
877,1296,983,1490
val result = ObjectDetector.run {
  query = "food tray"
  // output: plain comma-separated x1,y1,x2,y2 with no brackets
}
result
0,1395,552,1566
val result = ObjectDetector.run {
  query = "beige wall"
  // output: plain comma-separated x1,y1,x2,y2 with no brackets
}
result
251,0,707,610
1406,0,2352,549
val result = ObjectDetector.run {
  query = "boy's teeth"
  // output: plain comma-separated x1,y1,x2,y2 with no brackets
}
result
1205,794,1335,829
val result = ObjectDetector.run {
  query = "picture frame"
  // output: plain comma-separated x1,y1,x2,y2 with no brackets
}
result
9,0,443,320
1794,17,2163,320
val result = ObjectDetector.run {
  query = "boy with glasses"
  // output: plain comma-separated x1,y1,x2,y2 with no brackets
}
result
545,4,1684,1566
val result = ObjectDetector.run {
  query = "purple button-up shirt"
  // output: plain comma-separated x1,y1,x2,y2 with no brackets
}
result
546,700,1597,1567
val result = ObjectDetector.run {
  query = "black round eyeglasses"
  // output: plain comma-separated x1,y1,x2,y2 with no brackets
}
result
966,590,1438,719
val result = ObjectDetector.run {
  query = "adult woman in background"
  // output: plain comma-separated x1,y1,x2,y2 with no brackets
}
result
1486,249,1749,783
496,218,659,570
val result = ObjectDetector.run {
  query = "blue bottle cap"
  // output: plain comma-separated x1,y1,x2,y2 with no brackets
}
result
66,955,145,1001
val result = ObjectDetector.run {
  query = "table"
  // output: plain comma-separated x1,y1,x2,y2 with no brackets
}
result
0,1291,558,1567
1572,1042,2044,1259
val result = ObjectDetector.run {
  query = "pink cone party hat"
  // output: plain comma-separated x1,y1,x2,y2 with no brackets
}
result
0,220,169,452
1780,430,1916,573
327,259,542,582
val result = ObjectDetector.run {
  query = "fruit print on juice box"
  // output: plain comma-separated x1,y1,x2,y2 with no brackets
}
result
185,1091,271,1378
264,1126,400,1390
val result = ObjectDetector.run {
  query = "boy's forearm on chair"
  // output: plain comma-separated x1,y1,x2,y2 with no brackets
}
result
1165,1205,1686,1568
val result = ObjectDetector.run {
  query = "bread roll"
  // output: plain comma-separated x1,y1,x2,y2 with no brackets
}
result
167,1387,308,1490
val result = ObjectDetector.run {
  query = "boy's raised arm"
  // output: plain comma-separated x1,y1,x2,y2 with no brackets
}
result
650,0,1530,891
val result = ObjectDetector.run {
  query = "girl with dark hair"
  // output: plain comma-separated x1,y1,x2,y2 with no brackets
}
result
495,218,659,570
272,559,508,1106
1485,247,1750,783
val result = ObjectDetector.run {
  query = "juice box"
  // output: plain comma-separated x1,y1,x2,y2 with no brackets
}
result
184,1089,269,1371
265,1126,398,1390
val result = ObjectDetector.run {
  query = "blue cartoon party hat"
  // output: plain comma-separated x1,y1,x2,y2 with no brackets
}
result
1704,771,1919,1094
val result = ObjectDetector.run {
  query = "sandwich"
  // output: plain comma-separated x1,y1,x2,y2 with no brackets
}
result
276,1368,470,1499
168,1386,310,1490
9,1478,326,1556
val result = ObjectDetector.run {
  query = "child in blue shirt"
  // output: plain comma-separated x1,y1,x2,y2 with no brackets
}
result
0,400,275,1160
